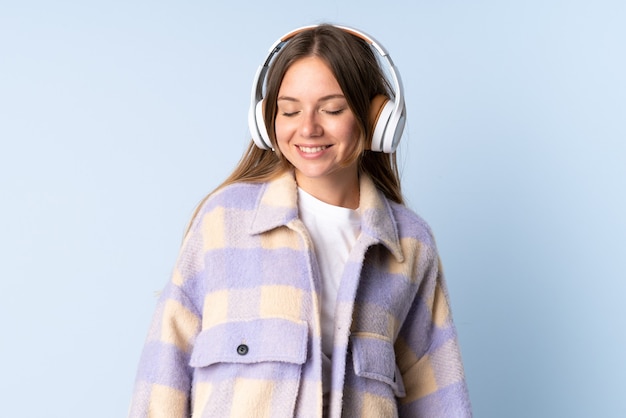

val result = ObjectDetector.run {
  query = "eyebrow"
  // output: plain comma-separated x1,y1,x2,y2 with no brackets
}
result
277,94,346,102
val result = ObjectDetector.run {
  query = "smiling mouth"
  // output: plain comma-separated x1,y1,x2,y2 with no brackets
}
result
298,145,329,153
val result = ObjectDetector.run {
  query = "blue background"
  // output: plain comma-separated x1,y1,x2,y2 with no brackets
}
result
1,1,624,417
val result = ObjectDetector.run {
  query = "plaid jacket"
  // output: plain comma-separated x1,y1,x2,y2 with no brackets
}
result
128,171,471,417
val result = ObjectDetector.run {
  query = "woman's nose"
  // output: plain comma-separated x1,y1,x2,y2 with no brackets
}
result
299,111,323,137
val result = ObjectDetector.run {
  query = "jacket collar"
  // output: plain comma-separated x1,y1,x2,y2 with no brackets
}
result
250,171,300,235
250,170,404,262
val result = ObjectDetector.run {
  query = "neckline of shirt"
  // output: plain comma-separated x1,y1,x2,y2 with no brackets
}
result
297,187,360,225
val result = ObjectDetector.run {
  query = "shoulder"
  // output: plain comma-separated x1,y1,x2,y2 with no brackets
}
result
186,181,268,232
206,182,266,209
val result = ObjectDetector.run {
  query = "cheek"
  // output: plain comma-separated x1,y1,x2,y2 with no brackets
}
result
273,119,290,144
338,119,361,149
274,117,293,142
273,121,292,157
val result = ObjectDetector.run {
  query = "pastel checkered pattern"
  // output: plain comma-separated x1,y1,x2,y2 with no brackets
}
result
128,171,471,417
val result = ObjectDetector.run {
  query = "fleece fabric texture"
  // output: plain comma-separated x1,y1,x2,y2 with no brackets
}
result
128,171,472,417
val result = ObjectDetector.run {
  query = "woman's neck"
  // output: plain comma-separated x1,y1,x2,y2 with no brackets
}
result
295,170,360,209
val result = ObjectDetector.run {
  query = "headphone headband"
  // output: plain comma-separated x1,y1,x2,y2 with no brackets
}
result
248,24,406,153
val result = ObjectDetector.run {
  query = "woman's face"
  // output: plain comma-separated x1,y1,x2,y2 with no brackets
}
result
274,56,360,190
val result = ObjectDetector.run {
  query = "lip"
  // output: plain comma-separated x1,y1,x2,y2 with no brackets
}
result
296,144,331,158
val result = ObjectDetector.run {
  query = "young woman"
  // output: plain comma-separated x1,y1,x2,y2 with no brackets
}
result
128,24,471,417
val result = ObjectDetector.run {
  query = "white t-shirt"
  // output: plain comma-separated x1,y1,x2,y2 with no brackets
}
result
297,187,361,401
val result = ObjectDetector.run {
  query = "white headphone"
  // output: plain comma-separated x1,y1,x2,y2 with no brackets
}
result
248,24,406,153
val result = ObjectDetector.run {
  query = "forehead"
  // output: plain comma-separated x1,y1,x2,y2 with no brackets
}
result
278,56,342,94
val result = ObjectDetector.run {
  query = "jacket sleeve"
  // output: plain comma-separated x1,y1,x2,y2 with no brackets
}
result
128,227,204,418
395,247,472,417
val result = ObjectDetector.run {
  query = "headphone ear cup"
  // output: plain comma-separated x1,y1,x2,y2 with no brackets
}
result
382,102,406,153
369,95,394,152
252,99,272,150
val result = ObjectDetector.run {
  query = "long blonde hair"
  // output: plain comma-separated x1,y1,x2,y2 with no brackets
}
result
188,25,404,232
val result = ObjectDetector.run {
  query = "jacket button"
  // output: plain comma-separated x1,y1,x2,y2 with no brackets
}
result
236,344,249,355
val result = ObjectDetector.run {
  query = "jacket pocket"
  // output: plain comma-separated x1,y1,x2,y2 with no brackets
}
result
351,333,406,398
190,317,308,367
188,317,308,417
